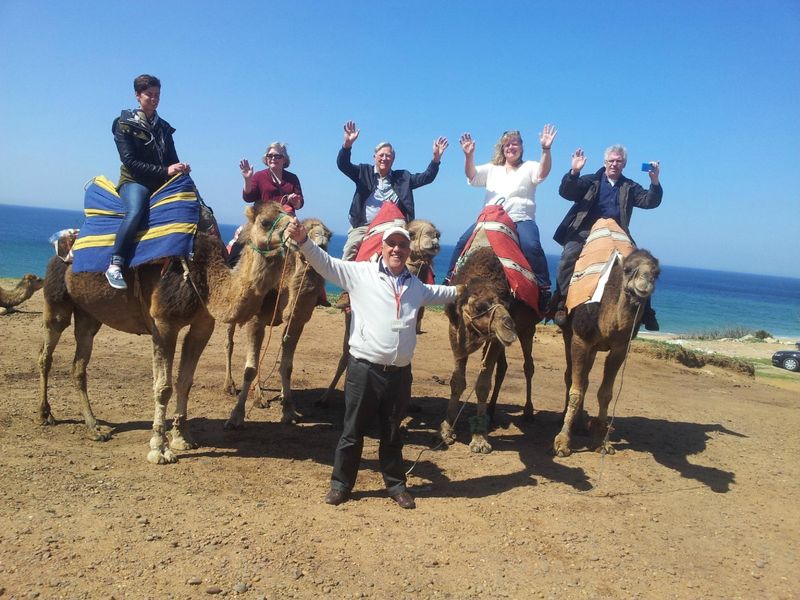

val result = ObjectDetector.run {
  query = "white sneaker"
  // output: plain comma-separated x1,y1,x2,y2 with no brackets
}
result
105,265,127,290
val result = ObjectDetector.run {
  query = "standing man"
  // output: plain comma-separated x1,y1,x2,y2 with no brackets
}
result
285,219,462,509
551,145,662,329
337,120,449,259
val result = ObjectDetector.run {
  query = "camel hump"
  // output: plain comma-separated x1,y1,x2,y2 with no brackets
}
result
566,218,636,313
454,204,539,312
71,174,201,274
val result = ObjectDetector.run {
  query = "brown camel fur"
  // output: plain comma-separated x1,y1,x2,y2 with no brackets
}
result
223,218,332,427
0,274,44,315
553,249,660,457
440,246,540,453
37,202,292,464
316,219,441,407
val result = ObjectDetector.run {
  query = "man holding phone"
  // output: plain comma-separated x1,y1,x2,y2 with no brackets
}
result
550,144,662,329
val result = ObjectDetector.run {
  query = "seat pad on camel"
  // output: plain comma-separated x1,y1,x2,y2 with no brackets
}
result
355,201,406,263
566,218,635,313
453,204,539,312
71,174,201,273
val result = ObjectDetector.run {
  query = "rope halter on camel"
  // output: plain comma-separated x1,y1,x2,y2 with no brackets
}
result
247,212,291,258
463,302,505,338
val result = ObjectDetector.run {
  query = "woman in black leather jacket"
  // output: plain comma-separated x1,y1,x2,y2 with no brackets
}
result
105,74,190,289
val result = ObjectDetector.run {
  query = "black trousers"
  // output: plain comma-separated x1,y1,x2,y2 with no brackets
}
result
331,356,412,495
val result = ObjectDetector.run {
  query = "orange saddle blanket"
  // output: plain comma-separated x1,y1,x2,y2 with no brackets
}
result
565,218,635,313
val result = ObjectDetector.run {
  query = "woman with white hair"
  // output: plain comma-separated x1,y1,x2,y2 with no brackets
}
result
239,141,303,214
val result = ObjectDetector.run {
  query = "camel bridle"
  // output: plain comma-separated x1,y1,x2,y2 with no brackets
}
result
463,302,505,339
247,212,291,257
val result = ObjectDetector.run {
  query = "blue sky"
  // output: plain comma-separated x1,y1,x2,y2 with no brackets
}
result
1,1,798,277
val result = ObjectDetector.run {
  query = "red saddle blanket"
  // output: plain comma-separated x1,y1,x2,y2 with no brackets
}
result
454,204,539,313
354,202,406,262
565,218,635,313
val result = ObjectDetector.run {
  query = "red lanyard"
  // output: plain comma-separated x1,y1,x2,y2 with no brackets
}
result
391,276,404,319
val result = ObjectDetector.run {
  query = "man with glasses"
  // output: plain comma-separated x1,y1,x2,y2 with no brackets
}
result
551,145,662,329
337,120,449,260
285,220,462,509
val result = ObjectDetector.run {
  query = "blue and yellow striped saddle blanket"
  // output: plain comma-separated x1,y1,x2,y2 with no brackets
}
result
72,174,200,273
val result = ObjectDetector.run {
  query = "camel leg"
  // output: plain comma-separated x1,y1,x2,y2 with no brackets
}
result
588,347,626,455
519,329,535,422
415,306,426,334
277,299,314,424
223,323,238,395
70,309,109,441
37,298,73,426
147,328,179,464
554,337,594,457
469,341,501,454
168,314,215,451
316,310,350,408
487,348,507,422
225,313,267,429
440,356,468,445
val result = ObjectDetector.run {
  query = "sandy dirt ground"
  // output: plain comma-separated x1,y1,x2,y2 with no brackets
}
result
1,285,798,599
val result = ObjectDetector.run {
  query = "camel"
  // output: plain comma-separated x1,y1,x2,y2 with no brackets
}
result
223,218,332,427
316,219,441,407
440,246,540,453
37,202,292,464
553,248,660,457
0,274,44,315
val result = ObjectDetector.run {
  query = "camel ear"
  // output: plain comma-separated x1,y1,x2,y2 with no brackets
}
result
244,205,256,223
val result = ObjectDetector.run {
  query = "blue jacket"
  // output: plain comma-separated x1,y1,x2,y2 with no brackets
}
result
554,167,662,246
337,146,440,227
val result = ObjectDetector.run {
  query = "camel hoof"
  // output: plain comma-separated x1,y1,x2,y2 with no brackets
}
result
469,435,492,454
280,411,300,425
595,444,615,455
38,414,56,427
553,434,572,457
147,449,178,464
440,423,456,446
224,382,238,396
168,432,198,451
89,427,113,442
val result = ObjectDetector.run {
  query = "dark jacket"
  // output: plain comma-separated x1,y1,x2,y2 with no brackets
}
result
554,167,662,246
112,109,180,192
337,146,440,227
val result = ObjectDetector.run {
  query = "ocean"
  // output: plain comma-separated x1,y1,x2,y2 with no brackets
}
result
2,204,799,339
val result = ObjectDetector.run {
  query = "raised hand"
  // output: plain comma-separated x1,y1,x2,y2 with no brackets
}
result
343,121,360,148
539,124,557,150
239,159,253,179
647,160,661,184
459,133,476,155
570,148,587,173
433,136,449,162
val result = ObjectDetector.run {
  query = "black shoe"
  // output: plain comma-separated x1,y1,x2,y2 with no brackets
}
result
389,490,416,509
553,300,567,327
324,488,350,506
641,308,660,332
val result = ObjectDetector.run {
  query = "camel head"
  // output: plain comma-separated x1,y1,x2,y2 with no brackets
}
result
457,279,517,347
302,218,332,251
622,249,660,301
242,202,292,255
407,219,441,263
21,273,45,293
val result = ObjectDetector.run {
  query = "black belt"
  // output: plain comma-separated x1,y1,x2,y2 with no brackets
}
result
354,357,406,373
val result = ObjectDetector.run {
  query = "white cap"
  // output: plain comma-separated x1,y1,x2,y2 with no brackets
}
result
382,226,410,242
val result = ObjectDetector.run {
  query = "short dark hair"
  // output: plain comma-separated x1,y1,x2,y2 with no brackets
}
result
133,74,161,94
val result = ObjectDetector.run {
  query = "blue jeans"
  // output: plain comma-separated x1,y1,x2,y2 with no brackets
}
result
110,182,150,265
446,219,551,288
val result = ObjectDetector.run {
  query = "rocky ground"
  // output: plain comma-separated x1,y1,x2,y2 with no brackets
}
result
1,284,798,599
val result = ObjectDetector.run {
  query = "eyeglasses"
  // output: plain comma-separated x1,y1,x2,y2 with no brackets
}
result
376,153,393,160
605,159,624,164
384,239,410,249
266,153,284,160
